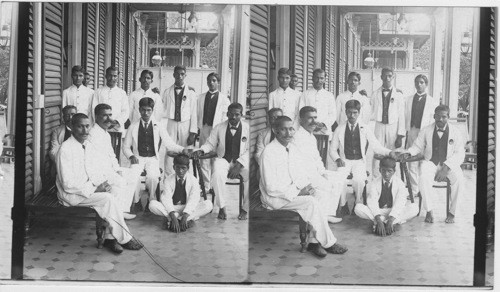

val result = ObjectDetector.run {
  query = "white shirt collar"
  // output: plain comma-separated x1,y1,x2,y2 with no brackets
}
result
229,121,241,128
176,175,186,182
347,122,359,130
383,176,394,185
436,123,448,131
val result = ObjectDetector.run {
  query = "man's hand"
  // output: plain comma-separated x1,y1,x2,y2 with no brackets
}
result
169,212,181,233
386,216,396,235
336,158,345,168
129,155,139,164
187,133,196,146
375,216,386,237
315,123,327,131
95,181,111,193
228,162,243,179
398,152,411,162
192,149,204,159
179,214,189,231
298,184,314,196
394,136,403,149
435,165,450,182
182,148,192,157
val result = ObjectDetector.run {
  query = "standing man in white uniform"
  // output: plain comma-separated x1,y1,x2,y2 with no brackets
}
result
128,69,163,125
62,65,94,116
268,67,301,128
162,65,198,176
336,71,371,126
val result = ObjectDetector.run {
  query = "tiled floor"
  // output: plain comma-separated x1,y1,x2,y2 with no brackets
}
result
249,170,491,286
22,183,248,283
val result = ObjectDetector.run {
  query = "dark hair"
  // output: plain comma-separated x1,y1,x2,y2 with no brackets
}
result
277,67,292,76
290,74,298,79
173,153,190,166
71,65,85,75
299,106,317,119
380,156,397,169
84,72,90,76
94,103,112,117
71,113,89,126
414,74,429,85
434,104,450,116
345,99,361,111
268,108,283,117
381,67,394,76
228,102,243,112
139,97,155,109
106,66,118,75
273,116,293,129
347,71,361,81
313,68,325,76
207,72,221,82
174,65,187,74
140,69,153,80
62,105,77,114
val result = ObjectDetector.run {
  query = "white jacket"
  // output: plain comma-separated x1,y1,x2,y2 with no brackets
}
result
370,86,405,136
366,176,409,221
160,172,200,216
404,93,437,131
162,84,198,133
197,91,230,130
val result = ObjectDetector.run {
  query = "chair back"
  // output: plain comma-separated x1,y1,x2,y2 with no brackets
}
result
108,131,122,163
314,134,329,166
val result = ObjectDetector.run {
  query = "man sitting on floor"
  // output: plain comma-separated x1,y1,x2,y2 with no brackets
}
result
88,103,140,220
149,154,213,232
354,156,419,236
254,108,283,164
260,116,348,258
123,97,186,205
56,113,143,254
292,106,346,223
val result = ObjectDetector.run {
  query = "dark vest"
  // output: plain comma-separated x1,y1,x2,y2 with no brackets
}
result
172,178,187,205
223,123,242,163
430,126,449,166
410,94,427,129
174,87,185,122
379,180,393,208
138,121,156,157
381,89,392,124
203,91,219,126
63,127,72,141
344,124,362,160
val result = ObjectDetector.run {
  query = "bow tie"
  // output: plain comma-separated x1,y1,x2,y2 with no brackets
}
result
230,126,238,130
382,88,391,93
437,128,445,133
175,86,183,90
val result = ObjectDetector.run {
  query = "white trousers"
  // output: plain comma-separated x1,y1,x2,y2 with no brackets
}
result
419,160,464,215
279,196,336,248
309,172,344,216
107,168,141,213
134,156,161,201
372,121,403,178
77,192,132,244
199,125,214,192
354,202,419,224
165,119,192,176
212,158,249,211
405,127,421,196
148,199,213,221
337,159,367,204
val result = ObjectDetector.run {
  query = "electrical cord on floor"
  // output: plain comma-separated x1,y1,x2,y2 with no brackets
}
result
106,216,185,283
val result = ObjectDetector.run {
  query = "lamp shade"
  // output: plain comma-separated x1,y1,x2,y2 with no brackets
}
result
152,51,162,66
364,52,375,68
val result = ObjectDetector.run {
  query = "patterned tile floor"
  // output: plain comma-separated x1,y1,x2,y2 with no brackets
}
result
22,183,248,283
249,170,493,286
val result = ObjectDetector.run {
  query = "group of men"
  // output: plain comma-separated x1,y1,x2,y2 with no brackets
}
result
51,64,249,253
256,67,465,258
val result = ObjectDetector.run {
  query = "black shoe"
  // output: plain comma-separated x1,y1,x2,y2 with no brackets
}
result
121,239,143,250
324,243,348,254
306,243,327,258
103,239,123,254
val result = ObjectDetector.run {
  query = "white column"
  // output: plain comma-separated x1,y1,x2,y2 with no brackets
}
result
302,6,309,90
276,6,290,71
217,5,232,96
469,8,480,143
231,5,250,110
194,36,201,68
33,3,43,194
7,3,18,134
429,8,445,104
407,39,414,70
446,8,462,118
314,6,322,69
69,3,83,79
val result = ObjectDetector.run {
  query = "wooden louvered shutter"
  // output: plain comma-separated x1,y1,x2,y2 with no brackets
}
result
82,3,97,89
487,8,495,212
248,4,270,196
127,11,136,93
322,7,337,95
97,3,107,87
290,6,305,92
338,14,347,94
112,4,126,88
26,3,35,198
42,2,64,184
306,6,316,89
347,24,354,71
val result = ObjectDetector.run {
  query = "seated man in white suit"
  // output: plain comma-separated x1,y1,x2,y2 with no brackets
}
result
149,154,213,232
197,72,231,194
401,104,465,223
194,102,249,220
404,74,438,201
329,100,395,210
260,116,348,258
56,113,143,254
123,97,186,205
292,106,346,223
254,108,283,164
354,156,419,236
88,103,140,220
50,105,77,163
